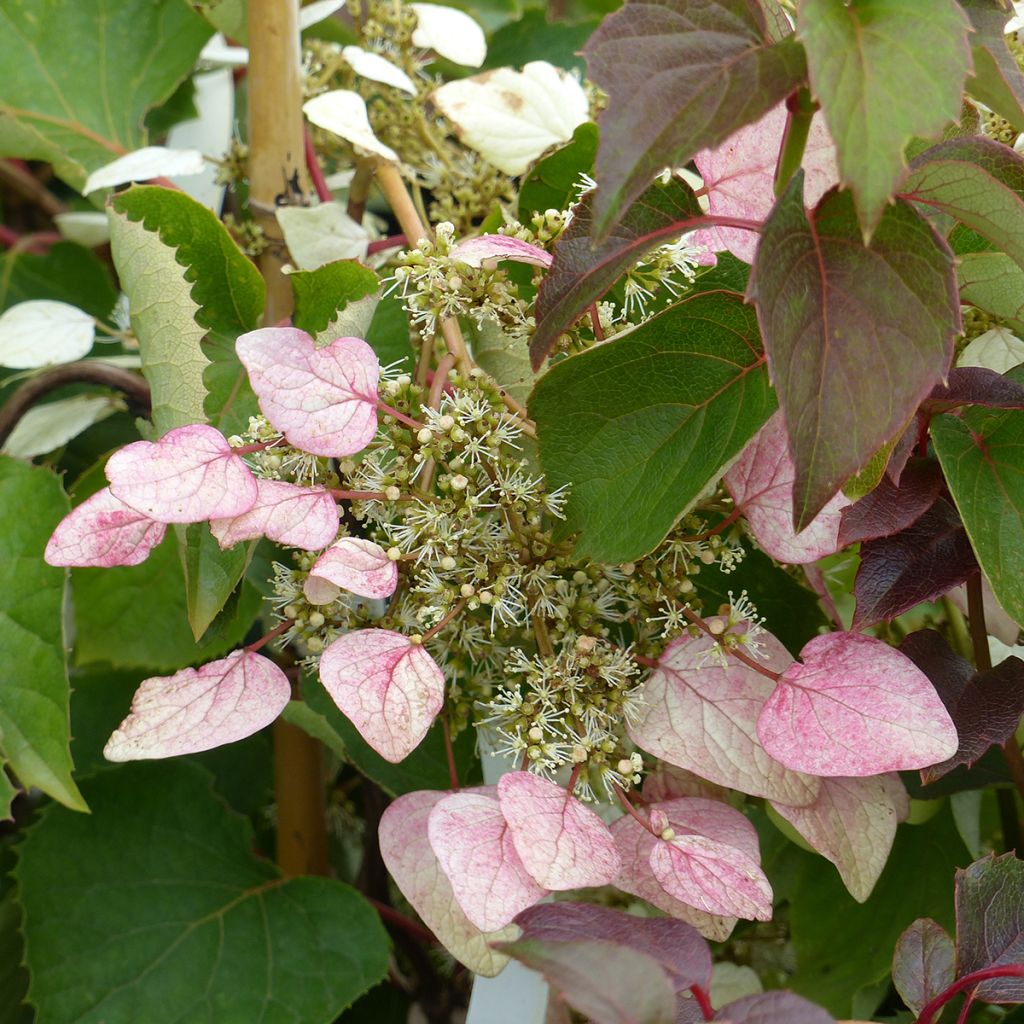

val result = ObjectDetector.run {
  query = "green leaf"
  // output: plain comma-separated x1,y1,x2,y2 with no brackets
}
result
0,764,15,822
962,0,1024,134
466,319,535,407
290,259,381,338
110,186,266,436
530,177,704,368
301,675,480,795
784,807,969,1017
179,522,252,642
518,122,598,220
0,0,210,191
932,371,1024,627
750,176,959,529
365,293,414,374
281,700,347,759
0,457,85,812
902,138,1024,274
484,9,597,74
0,241,118,318
0,890,30,1024
798,0,971,237
197,0,248,43
959,251,1024,333
583,0,806,241
72,531,261,672
531,291,775,562
15,761,390,1023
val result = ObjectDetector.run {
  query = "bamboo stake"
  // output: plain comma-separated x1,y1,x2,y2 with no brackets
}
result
248,0,327,878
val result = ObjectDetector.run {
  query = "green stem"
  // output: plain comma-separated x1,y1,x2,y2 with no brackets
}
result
774,87,816,198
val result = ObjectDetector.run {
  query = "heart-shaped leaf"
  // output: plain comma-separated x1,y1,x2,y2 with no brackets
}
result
757,631,959,776
236,327,381,457
45,486,166,568
450,234,553,269
769,774,908,902
427,789,547,931
838,459,944,547
379,790,513,976
304,536,398,604
410,3,486,67
209,479,338,551
714,991,834,1024
628,629,819,805
724,410,849,564
103,650,290,761
497,771,620,889
318,628,444,762
892,918,956,1017
750,178,959,529
105,423,258,524
0,300,94,368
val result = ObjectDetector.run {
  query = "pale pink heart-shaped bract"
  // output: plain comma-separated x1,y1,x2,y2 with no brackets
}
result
318,628,444,762
770,773,909,902
757,632,959,776
103,650,290,761
236,327,381,457
44,486,166,567
209,479,338,551
497,771,621,890
649,833,773,921
628,629,820,806
692,102,838,263
105,423,258,524
379,790,515,976
428,788,548,931
304,536,398,604
724,410,850,564
449,234,553,269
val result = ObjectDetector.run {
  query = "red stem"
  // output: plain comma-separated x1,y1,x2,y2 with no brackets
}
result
916,964,1024,1024
422,598,468,642
442,717,459,791
588,303,605,341
376,399,426,432
956,993,974,1024
613,784,656,835
676,505,742,543
690,983,714,1021
246,618,293,653
233,440,280,455
304,125,332,204
676,605,781,681
366,897,438,946
367,234,408,256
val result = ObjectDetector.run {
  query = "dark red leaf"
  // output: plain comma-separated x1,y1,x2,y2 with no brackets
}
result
750,176,959,529
713,991,833,1023
956,853,1024,1002
922,366,1024,414
583,0,806,241
515,903,711,996
891,918,956,1016
899,629,1024,785
852,499,977,628
530,179,703,368
839,459,944,546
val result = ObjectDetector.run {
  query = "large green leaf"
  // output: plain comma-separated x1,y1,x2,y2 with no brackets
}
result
518,122,598,220
530,177,704,367
290,259,380,338
0,890,30,1024
0,241,118,318
531,291,775,562
301,675,480,795
901,138,1024,274
932,369,1024,627
110,186,266,436
0,458,84,812
15,761,390,1023
583,0,805,241
962,0,1024,134
751,176,959,530
0,0,210,191
72,531,261,672
798,0,971,237
783,807,969,1017
179,522,252,642
958,251,1024,332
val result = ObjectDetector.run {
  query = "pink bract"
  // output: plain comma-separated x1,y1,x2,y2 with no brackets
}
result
649,833,773,921
770,773,909,902
103,650,291,761
318,628,444,762
236,327,381,457
304,536,398,604
105,423,258,524
757,631,959,776
449,234,553,269
209,479,339,551
44,486,166,567
692,102,838,263
497,771,621,890
724,410,850,564
379,790,515,976
428,788,548,931
628,628,820,806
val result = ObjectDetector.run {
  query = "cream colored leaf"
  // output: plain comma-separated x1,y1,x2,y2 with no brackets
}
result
276,203,370,270
342,46,417,95
0,300,95,368
3,394,116,458
84,147,206,194
411,3,486,67
303,90,399,161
